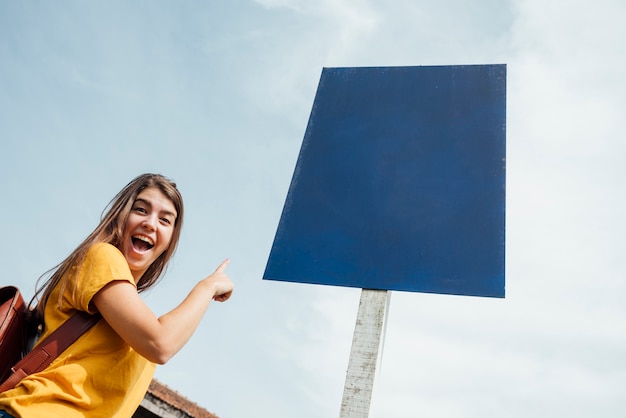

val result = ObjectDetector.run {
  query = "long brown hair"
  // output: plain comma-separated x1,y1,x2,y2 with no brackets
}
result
30,173,184,323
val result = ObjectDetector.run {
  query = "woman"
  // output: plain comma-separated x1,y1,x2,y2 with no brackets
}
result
0,173,234,417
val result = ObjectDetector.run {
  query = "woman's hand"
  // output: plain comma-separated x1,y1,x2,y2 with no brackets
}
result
204,259,234,302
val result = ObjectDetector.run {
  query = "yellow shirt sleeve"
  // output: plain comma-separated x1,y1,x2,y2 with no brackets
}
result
69,241,137,314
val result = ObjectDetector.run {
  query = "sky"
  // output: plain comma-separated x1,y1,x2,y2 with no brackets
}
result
1,1,625,417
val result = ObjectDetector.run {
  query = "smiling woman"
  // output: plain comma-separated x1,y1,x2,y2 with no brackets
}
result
0,173,234,418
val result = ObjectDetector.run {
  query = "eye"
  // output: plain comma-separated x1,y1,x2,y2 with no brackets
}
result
133,206,147,214
160,217,172,225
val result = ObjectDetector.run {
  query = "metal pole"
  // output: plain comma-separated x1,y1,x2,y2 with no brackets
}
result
339,289,390,418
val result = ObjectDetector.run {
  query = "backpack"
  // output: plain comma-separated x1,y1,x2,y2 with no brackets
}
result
0,285,99,392
0,286,36,384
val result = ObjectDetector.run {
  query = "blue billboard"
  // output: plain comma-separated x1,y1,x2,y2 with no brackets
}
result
264,65,506,298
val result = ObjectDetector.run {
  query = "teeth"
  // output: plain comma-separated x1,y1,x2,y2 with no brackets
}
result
134,235,154,246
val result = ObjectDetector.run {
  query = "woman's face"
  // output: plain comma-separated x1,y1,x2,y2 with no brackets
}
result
120,186,177,281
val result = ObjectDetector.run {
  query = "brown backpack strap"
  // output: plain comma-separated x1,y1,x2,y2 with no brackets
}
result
0,311,101,392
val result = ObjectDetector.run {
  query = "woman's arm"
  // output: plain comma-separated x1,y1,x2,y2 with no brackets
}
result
92,260,233,364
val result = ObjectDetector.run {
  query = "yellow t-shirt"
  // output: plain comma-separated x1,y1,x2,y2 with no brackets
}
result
0,243,156,418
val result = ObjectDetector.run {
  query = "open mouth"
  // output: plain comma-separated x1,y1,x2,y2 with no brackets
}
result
132,235,154,252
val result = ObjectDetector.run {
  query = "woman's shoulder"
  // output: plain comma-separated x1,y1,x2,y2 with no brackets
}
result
86,242,123,257
80,243,134,285
84,242,127,268
66,243,134,312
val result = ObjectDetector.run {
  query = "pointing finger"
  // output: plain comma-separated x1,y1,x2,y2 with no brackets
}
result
215,258,230,273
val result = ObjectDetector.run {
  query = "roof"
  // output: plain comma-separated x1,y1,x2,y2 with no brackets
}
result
134,379,219,418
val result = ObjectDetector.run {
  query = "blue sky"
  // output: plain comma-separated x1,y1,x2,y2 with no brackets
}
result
1,1,625,417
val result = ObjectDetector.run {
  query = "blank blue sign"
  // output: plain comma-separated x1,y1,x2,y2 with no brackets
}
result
264,65,506,298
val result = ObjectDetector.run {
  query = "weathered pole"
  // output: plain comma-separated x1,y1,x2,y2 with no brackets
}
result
339,289,391,418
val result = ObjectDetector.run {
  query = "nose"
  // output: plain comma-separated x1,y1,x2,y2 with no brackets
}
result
142,216,157,231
